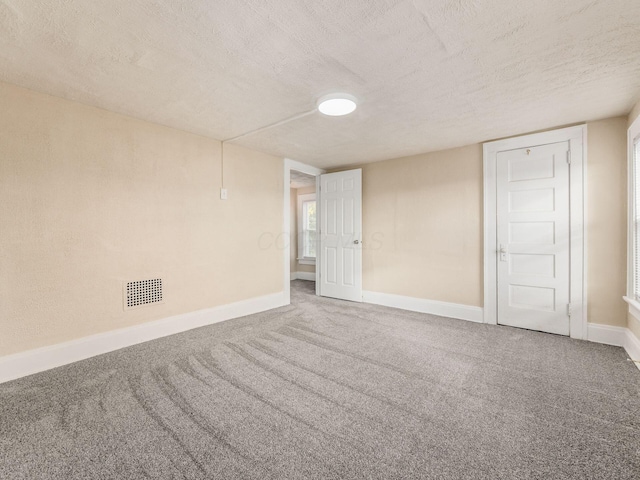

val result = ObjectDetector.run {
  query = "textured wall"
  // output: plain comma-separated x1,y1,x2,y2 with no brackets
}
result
628,98,640,127
586,117,628,327
336,118,628,328
355,145,484,306
0,82,283,356
628,313,640,340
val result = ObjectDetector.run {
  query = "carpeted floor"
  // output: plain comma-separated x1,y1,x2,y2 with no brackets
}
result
1,280,639,479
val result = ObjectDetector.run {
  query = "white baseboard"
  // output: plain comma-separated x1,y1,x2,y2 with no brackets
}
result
0,291,287,384
294,271,316,281
587,323,627,346
587,323,640,371
4,294,637,385
362,291,483,323
624,329,640,369
291,271,315,281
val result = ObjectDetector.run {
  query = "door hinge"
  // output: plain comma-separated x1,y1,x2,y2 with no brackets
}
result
567,303,572,317
566,151,571,164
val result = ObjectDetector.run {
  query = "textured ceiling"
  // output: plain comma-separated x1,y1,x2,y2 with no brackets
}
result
290,170,316,189
1,1,639,168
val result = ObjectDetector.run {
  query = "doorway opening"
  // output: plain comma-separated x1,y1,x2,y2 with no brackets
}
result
283,159,324,304
290,170,318,282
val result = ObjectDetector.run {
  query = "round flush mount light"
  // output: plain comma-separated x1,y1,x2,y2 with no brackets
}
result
317,93,357,116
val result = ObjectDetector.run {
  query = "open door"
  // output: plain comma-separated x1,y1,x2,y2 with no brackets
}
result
319,169,362,302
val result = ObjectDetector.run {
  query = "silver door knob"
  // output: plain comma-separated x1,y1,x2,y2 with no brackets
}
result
353,240,360,244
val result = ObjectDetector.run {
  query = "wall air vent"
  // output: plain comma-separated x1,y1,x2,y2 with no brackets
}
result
124,279,163,310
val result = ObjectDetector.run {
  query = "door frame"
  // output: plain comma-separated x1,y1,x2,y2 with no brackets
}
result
482,125,588,339
283,158,325,304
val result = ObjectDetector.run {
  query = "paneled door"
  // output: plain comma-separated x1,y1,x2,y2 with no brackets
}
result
496,142,571,335
319,169,362,302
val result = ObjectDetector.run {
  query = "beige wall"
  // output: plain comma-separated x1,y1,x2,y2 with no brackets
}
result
628,313,640,340
334,117,628,327
628,98,640,127
357,144,483,306
1,77,634,357
290,185,316,275
297,264,316,274
586,117,628,327
0,81,283,356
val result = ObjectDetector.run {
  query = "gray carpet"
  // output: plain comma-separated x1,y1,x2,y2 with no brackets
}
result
1,280,639,479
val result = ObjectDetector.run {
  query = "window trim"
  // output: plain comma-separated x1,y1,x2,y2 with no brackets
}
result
297,192,316,265
626,115,640,315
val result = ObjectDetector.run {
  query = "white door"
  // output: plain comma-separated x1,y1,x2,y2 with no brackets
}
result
496,142,571,335
319,169,362,302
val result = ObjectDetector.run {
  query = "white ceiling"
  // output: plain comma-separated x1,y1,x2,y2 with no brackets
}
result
1,1,639,169
290,170,316,189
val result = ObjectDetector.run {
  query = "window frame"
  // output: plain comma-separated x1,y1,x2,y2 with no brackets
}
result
297,193,316,265
626,116,640,313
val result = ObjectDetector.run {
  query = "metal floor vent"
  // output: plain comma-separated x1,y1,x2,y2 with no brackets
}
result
125,279,163,309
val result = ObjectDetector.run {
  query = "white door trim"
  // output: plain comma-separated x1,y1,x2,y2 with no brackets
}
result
283,159,325,304
483,125,588,339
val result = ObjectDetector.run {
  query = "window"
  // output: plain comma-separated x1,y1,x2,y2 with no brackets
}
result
297,193,316,264
630,120,640,301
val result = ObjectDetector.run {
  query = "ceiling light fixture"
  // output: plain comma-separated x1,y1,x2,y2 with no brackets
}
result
317,93,358,116
219,94,357,193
